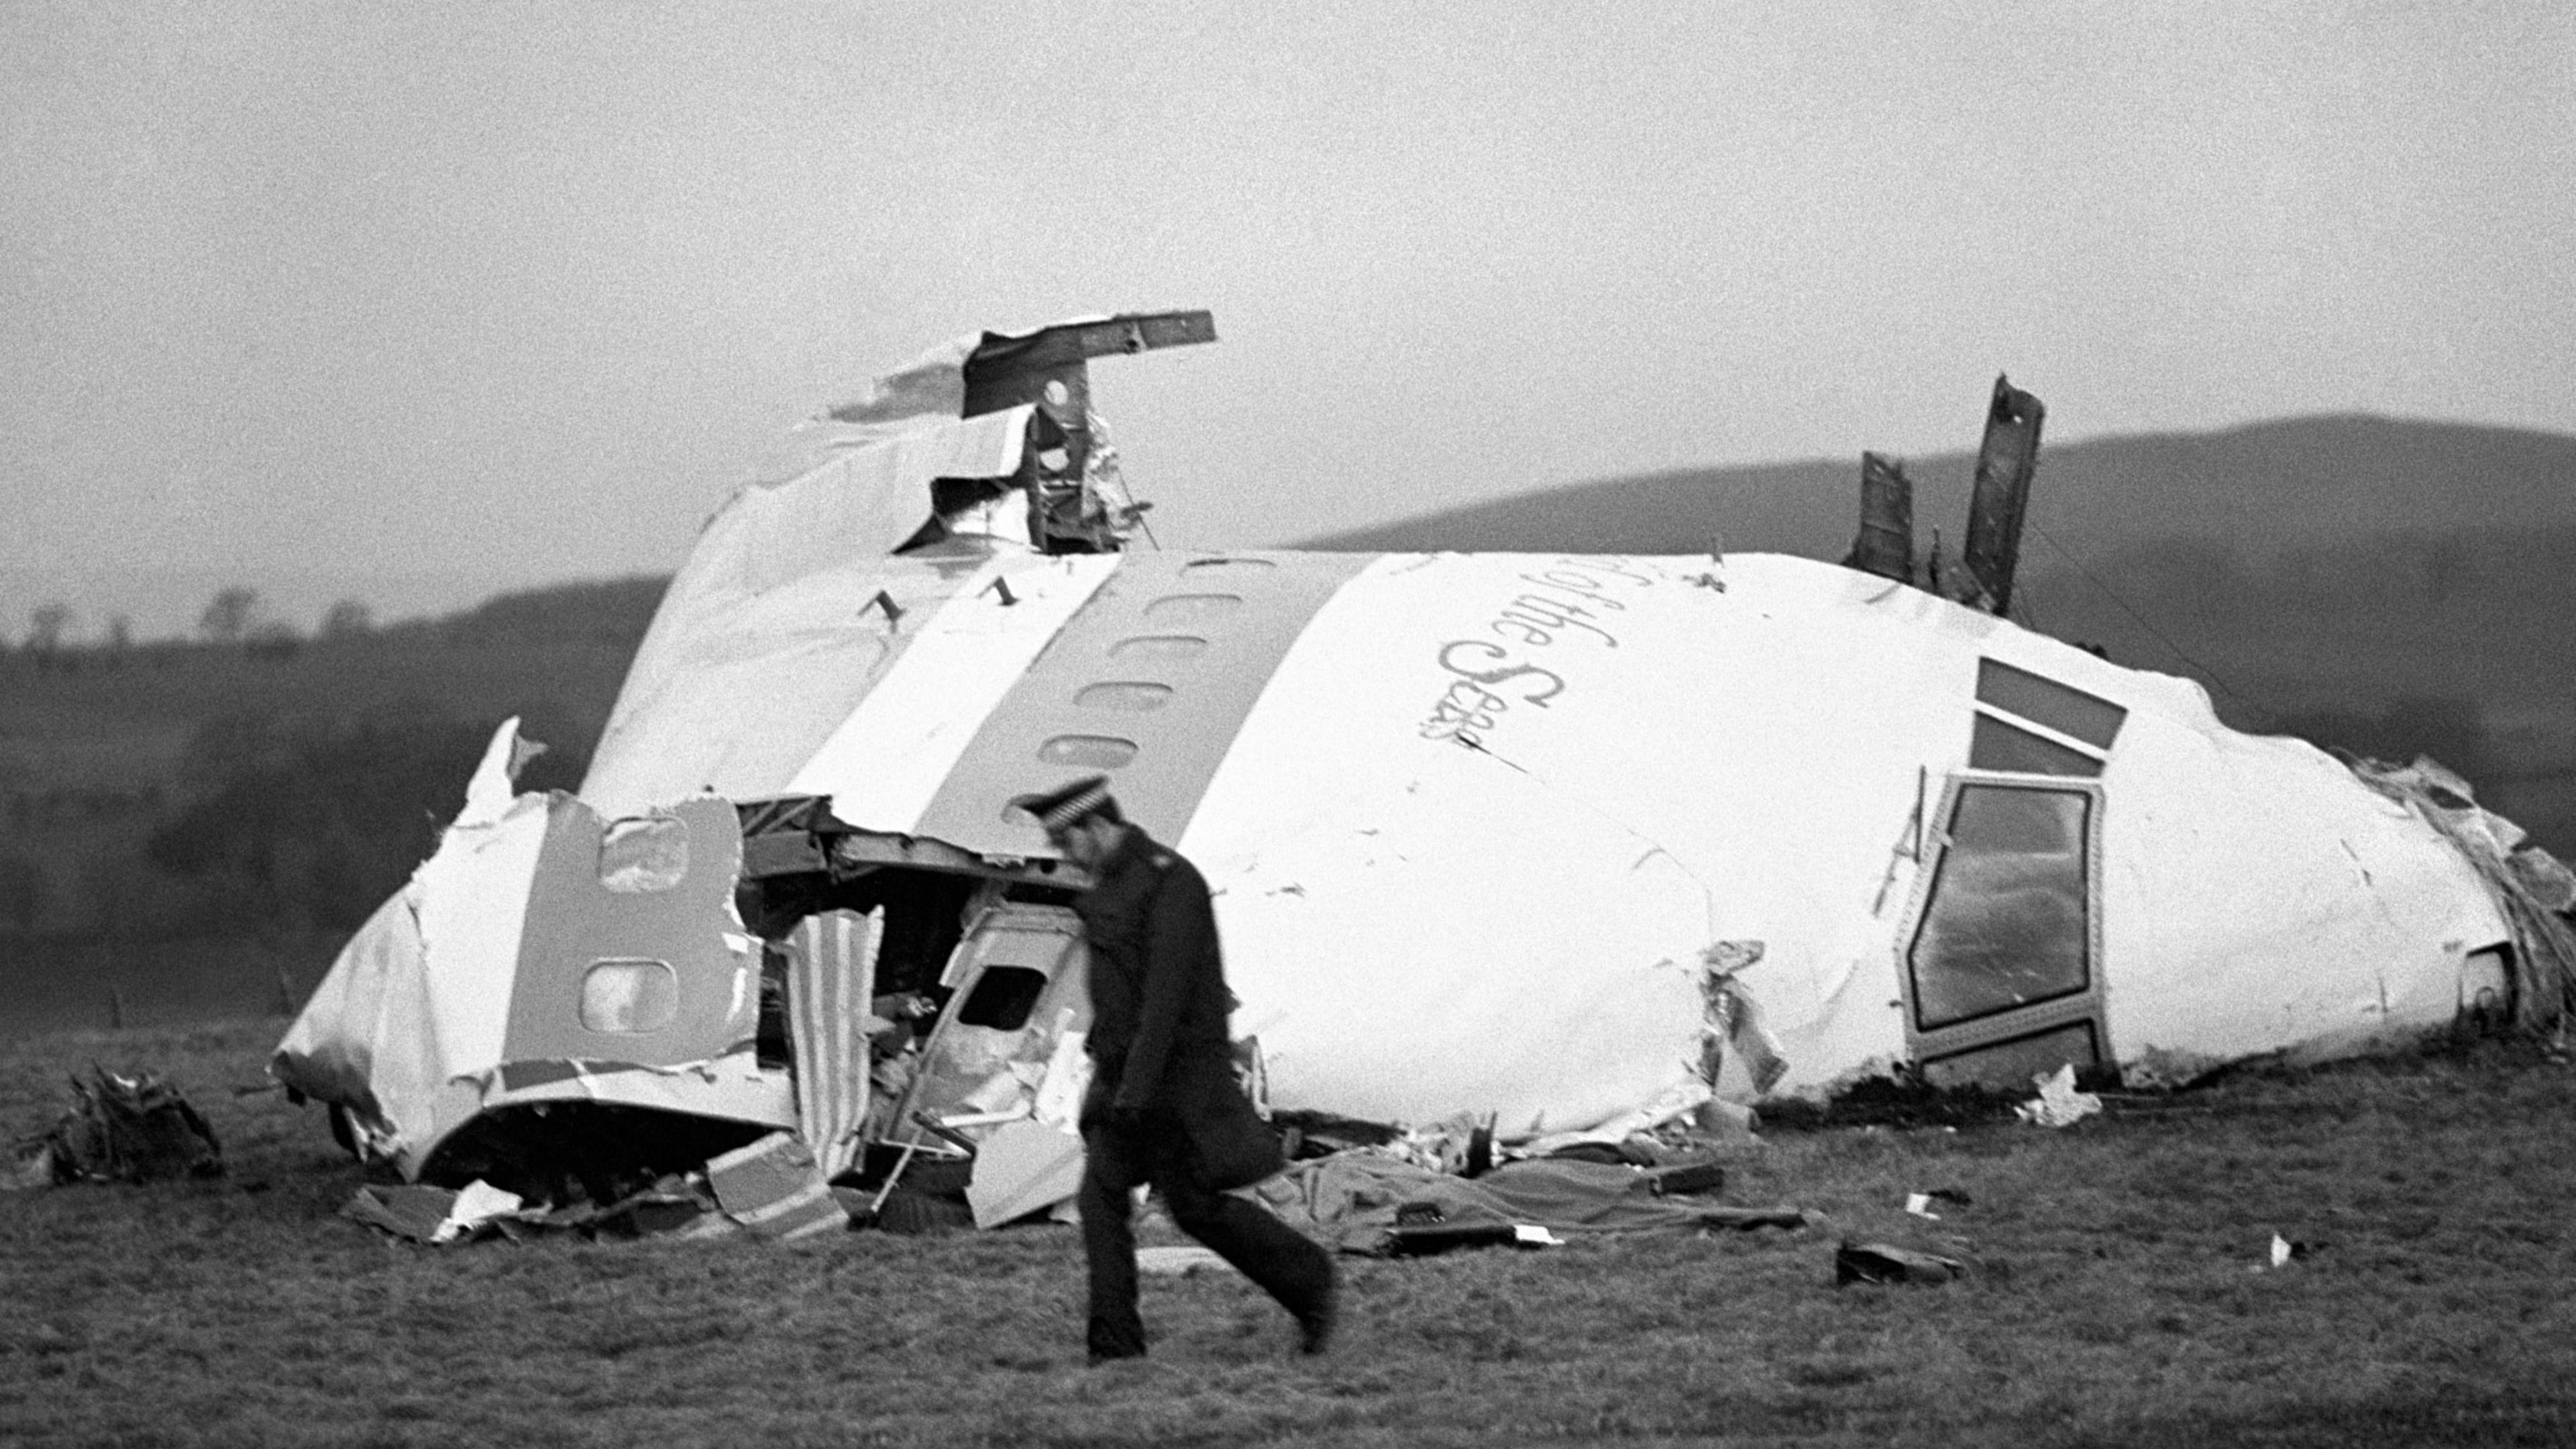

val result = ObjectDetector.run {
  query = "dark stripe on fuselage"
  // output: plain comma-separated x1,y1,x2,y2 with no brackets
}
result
909,550,1379,855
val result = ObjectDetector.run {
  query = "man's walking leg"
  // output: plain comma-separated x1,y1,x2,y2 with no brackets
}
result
1161,1170,1338,1352
1079,1126,1147,1362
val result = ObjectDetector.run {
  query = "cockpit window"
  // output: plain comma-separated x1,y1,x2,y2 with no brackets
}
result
1975,659,2126,750
1969,714,2102,777
1907,784,2093,1030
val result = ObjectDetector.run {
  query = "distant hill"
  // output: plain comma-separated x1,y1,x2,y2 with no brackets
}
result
400,573,672,652
1302,415,2576,561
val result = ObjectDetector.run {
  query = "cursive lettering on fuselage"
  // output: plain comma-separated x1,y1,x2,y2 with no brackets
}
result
1417,559,1655,740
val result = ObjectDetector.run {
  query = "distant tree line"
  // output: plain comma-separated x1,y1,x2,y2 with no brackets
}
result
0,574,669,946
142,708,592,935
10,574,670,667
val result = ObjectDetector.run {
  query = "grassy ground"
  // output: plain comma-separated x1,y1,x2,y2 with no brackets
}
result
6,1019,2576,1448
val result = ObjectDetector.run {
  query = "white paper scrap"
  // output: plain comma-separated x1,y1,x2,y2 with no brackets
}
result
2014,1063,2104,1128
432,1179,525,1243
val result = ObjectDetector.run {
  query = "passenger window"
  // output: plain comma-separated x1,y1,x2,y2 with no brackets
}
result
599,816,688,893
580,958,679,1033
1909,784,2092,1030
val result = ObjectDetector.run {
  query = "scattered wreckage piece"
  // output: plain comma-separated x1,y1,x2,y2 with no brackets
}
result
1835,1240,1969,1287
5,1067,222,1189
1136,1244,1228,1277
341,1134,848,1245
272,312,2576,1223
1250,1153,1808,1258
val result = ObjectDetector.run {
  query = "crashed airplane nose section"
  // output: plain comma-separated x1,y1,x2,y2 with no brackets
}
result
274,313,2576,1187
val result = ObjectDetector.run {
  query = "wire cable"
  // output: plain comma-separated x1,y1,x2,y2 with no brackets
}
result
2026,521,2275,724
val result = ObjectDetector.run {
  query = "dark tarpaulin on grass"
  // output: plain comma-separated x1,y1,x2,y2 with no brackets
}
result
1248,1153,1807,1256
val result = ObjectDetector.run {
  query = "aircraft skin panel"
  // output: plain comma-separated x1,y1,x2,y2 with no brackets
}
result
786,551,1123,832
500,796,757,1071
1177,552,1756,1124
728,405,1031,595
271,789,553,1177
409,795,551,1085
906,549,1379,855
272,882,443,1166
581,406,1035,818
2094,711,2506,1065
468,1054,794,1133
582,559,961,816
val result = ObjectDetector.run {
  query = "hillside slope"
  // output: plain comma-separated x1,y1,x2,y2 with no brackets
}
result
1303,416,2576,561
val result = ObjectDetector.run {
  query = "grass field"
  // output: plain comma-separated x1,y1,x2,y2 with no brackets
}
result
7,1017,2576,1448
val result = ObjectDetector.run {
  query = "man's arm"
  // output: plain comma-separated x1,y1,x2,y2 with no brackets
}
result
1112,864,1217,1114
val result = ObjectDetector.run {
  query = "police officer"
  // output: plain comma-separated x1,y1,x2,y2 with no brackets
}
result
1028,775,1338,1364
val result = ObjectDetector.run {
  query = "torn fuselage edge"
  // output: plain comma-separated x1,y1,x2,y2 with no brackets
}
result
735,792,1093,892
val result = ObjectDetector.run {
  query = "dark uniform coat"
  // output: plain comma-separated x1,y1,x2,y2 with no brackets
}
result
1069,823,1326,1361
1073,825,1275,1187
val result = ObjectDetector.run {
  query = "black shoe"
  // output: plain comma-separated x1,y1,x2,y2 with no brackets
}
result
1088,1347,1146,1368
1297,1280,1339,1355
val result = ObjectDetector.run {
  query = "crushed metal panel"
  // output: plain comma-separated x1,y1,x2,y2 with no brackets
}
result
1845,451,1915,584
706,1132,848,1240
272,885,427,1142
966,1119,1087,1228
2350,757,2576,1032
1962,376,2045,613
895,904,1094,1147
739,405,1036,594
963,311,1216,471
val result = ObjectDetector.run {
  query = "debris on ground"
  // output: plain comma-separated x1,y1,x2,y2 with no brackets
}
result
1759,1071,2032,1131
342,1154,848,1246
1387,1213,1567,1256
1836,1240,1967,1286
1904,1186,1975,1220
705,1132,846,1241
1136,1245,1227,1276
2015,1064,2104,1128
1250,1151,1807,1256
3,1066,223,1188
2255,1232,2324,1270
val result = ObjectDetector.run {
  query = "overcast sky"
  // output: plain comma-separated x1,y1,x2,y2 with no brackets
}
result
5,2,2571,635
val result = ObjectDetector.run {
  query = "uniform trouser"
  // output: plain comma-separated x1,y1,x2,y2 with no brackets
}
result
1079,1114,1334,1360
